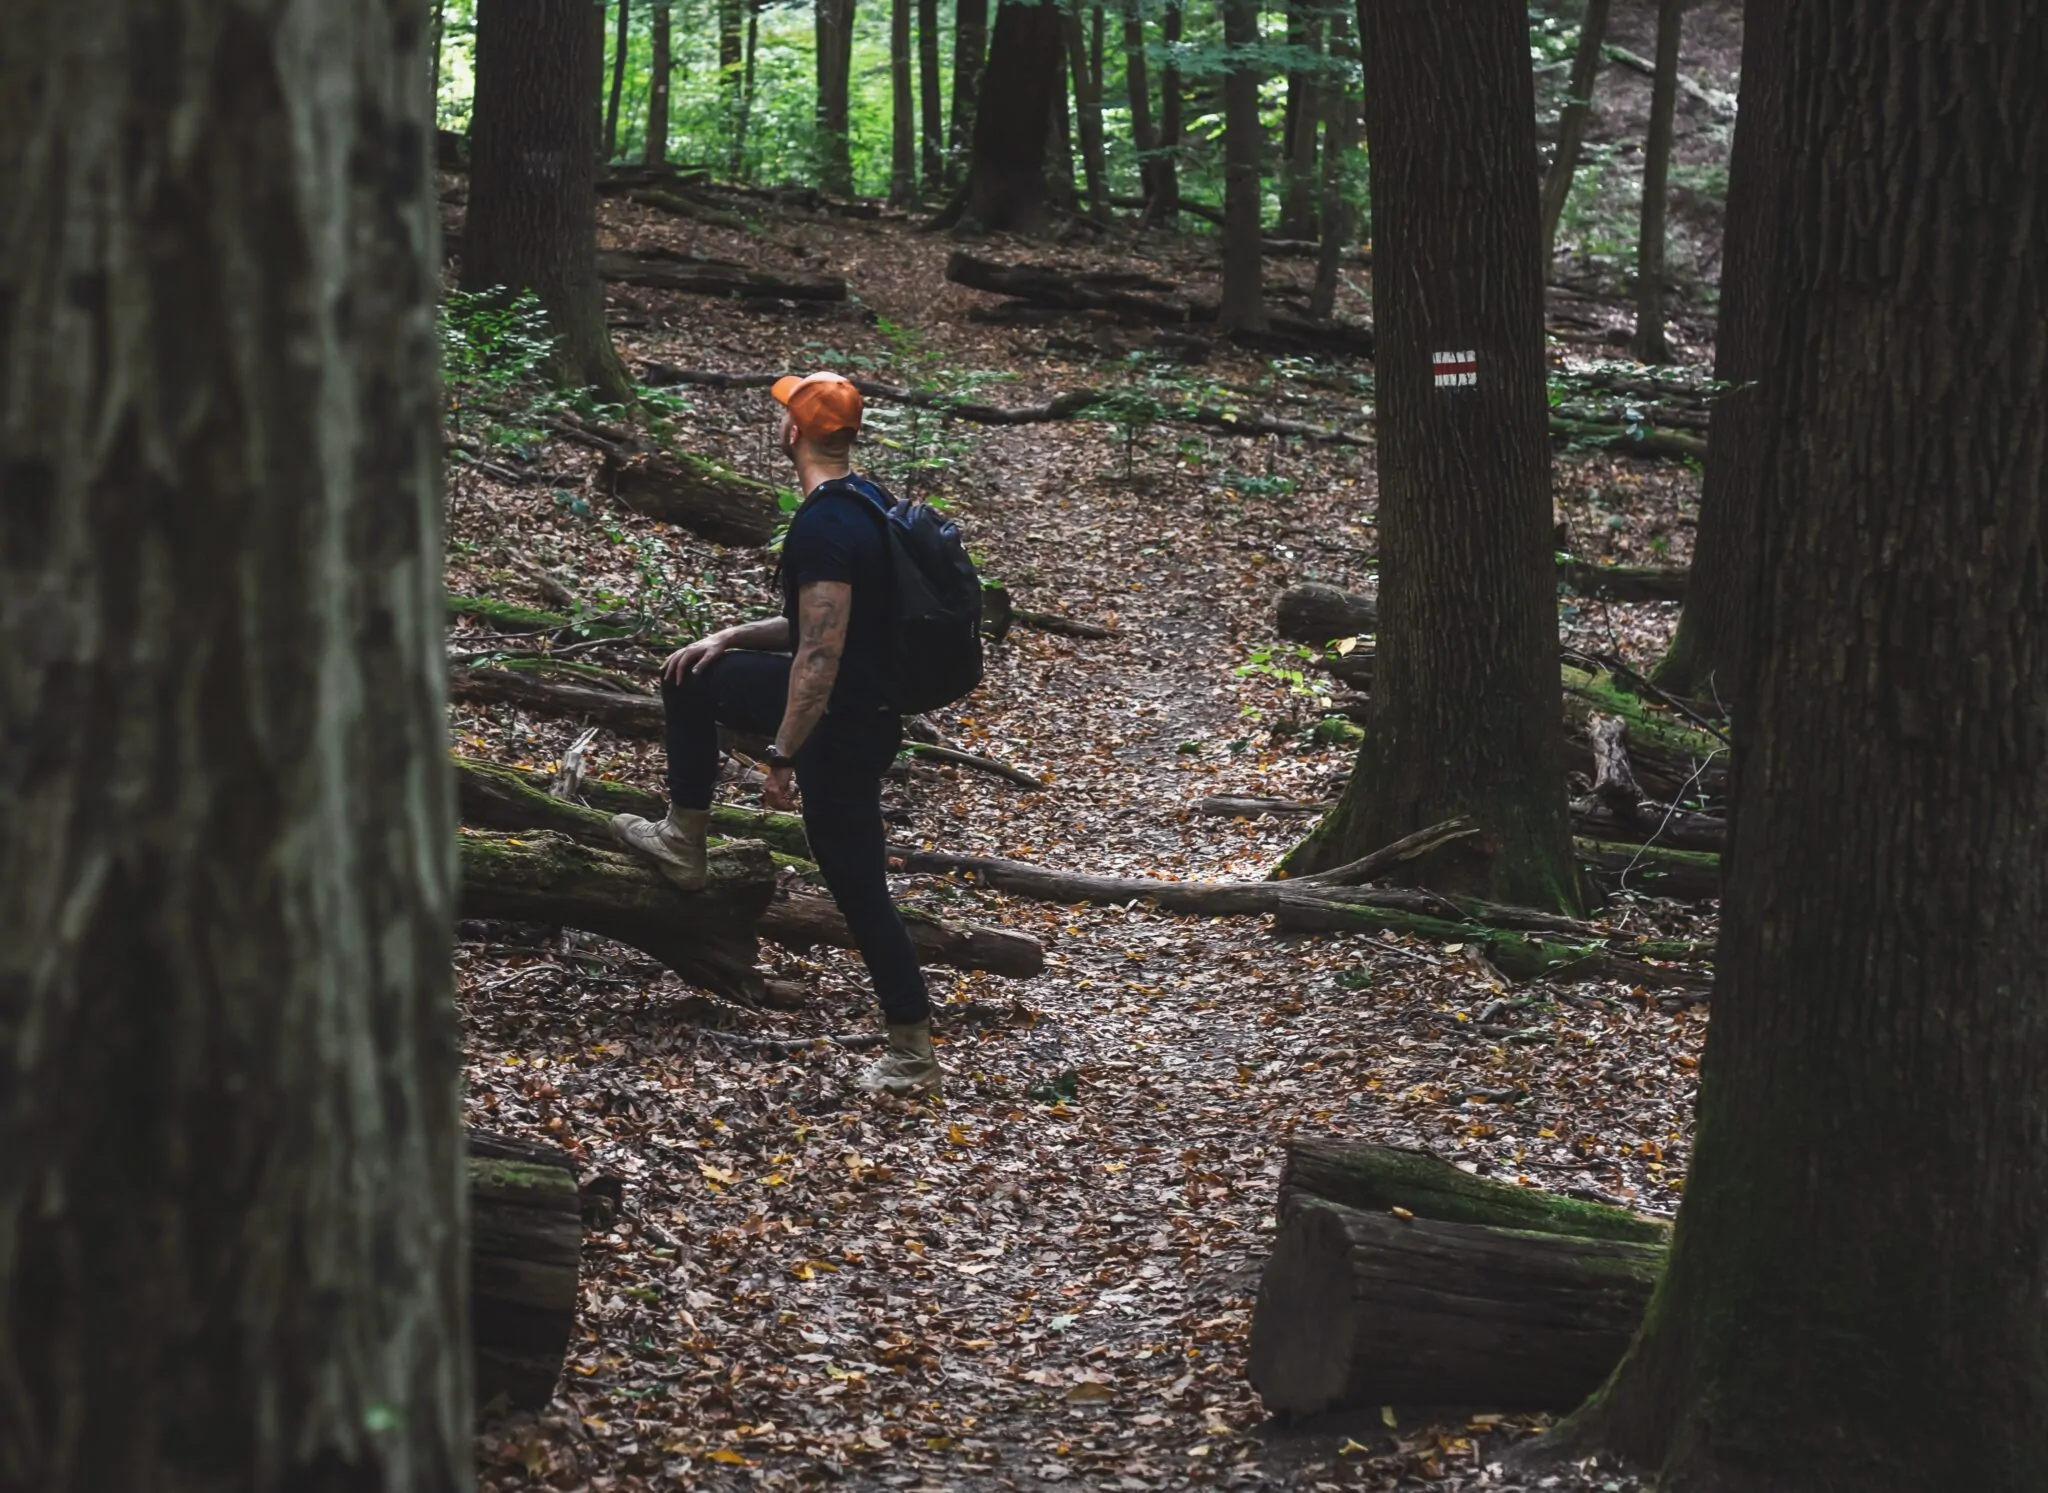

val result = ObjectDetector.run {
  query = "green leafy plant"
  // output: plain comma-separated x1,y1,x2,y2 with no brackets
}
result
1237,643,1335,735
440,287,565,448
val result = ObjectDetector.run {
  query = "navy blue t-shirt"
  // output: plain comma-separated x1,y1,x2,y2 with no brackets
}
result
781,474,895,713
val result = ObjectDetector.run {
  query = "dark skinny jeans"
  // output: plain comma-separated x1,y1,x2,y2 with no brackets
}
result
663,650,931,1026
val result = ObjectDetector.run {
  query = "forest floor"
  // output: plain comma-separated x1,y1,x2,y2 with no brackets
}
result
453,8,1732,1488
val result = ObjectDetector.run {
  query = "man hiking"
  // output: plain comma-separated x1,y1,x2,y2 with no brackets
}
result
611,372,943,1099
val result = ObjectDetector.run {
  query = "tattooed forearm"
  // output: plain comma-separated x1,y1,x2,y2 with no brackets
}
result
776,580,851,757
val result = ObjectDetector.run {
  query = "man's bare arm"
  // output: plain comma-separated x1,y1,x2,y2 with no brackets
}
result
775,580,851,758
725,616,792,650
662,613,791,683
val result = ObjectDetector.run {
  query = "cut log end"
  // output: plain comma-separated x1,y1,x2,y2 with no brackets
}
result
1247,1199,1365,1418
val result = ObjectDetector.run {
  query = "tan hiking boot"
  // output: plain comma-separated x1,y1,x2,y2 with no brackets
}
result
857,1019,943,1099
610,805,710,891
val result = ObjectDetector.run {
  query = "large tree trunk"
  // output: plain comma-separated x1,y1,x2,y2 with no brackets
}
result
1121,0,1159,208
1216,0,1268,332
1288,0,1578,912
644,0,673,165
1651,0,1783,704
0,3,467,1486
919,0,945,191
948,0,991,184
1538,0,1609,264
1540,3,2048,1484
956,0,1064,231
1277,0,1322,240
1062,0,1111,222
1148,0,1184,225
466,0,634,402
605,0,631,162
890,0,918,204
1632,0,1683,364
815,0,857,196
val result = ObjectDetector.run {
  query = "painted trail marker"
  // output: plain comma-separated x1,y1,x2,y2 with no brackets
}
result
1432,350,1478,387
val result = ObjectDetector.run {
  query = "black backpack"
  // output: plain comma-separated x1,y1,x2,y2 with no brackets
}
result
805,476,984,715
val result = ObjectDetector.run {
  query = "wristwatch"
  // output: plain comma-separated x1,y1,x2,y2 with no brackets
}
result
764,743,794,769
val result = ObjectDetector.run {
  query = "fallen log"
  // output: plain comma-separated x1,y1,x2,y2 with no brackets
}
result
1196,796,1333,817
1572,798,1726,853
762,889,1045,979
458,829,774,1000
902,742,1047,789
453,761,1038,976
1578,838,1721,901
1558,558,1689,603
603,447,785,547
594,247,847,302
1604,43,1739,120
1550,414,1707,461
1277,1139,1671,1243
468,1129,584,1413
451,666,665,738
1249,1194,1663,1417
1276,581,1377,645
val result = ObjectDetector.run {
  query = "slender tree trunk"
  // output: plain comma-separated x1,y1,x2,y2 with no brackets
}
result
734,2,759,177
1539,0,1610,264
891,0,918,203
1063,0,1111,221
1651,0,1782,706
1089,0,1105,104
1634,0,1683,362
1539,4,2048,1483
1122,0,1158,206
1308,10,1353,319
645,0,673,165
957,0,1063,230
815,0,856,196
605,0,631,162
1149,0,1183,224
1287,0,1576,912
1217,0,1268,330
719,0,744,146
433,0,449,121
1046,44,1078,213
0,4,466,1488
1279,0,1322,238
466,0,634,401
919,0,945,190
949,0,991,184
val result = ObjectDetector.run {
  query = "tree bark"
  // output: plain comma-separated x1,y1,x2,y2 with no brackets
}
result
1538,0,1610,264
1276,581,1378,644
735,2,760,176
891,0,919,204
466,0,634,401
919,0,946,190
1541,2,2048,1483
468,1131,583,1412
644,0,673,165
1278,0,1323,240
1062,0,1112,222
1216,0,1268,331
948,0,991,184
1632,0,1683,364
0,2,466,1486
1308,9,1354,320
1149,0,1183,225
1651,0,1783,704
1121,0,1159,207
815,0,857,196
956,0,1064,231
605,0,632,162
1046,46,1077,215
603,446,785,546
1288,0,1577,912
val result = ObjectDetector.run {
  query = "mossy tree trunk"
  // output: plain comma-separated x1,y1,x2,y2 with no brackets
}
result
466,0,634,402
1540,3,2048,1484
1652,0,1784,705
1288,0,1578,913
0,1,466,1485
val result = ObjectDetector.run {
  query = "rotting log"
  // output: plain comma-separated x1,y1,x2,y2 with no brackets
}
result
458,829,773,1000
451,666,665,738
1278,1139,1671,1243
1557,558,1689,603
1571,799,1726,853
456,756,814,860
1248,1194,1663,1418
1276,582,1378,645
602,447,784,548
1578,838,1720,902
594,247,847,302
468,1129,583,1413
761,889,1045,978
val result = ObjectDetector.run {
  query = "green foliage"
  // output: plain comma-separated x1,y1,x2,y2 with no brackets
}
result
1237,643,1334,735
440,287,565,448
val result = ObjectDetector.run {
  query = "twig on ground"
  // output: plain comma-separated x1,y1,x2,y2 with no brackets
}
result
901,742,1048,790
694,1028,885,1054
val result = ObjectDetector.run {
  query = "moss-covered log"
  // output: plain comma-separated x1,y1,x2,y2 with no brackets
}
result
1557,559,1689,604
450,666,666,737
603,448,783,547
1248,1194,1664,1417
454,756,814,860
458,829,773,1000
594,247,848,301
1280,1138,1671,1244
467,1129,583,1413
1548,414,1707,461
1578,838,1721,902
763,890,1045,978
1560,664,1728,800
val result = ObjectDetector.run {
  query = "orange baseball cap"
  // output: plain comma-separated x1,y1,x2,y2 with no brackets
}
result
771,371,864,440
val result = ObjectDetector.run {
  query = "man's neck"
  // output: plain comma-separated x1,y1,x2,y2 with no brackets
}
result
799,459,854,496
